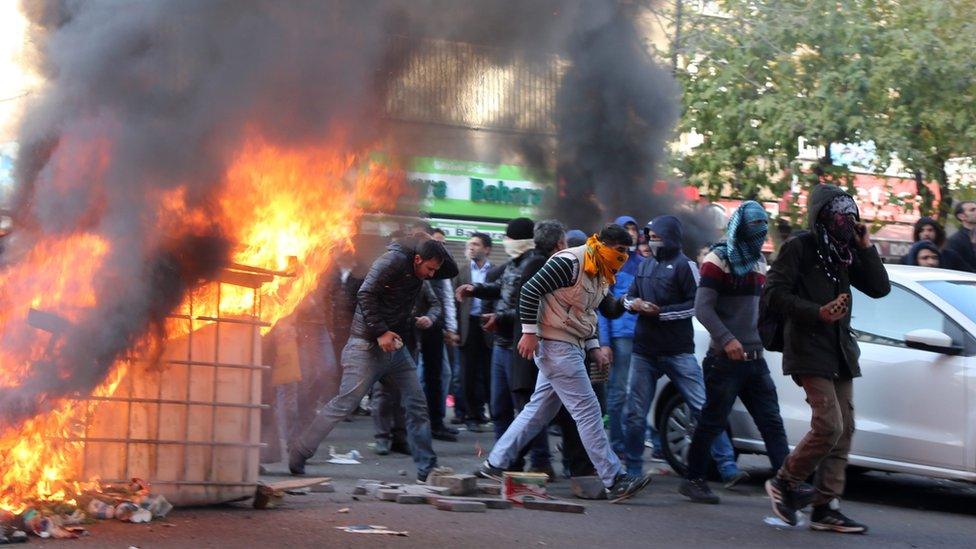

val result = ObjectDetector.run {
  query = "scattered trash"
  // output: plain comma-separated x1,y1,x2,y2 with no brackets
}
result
327,446,362,464
502,472,549,503
87,498,115,520
335,525,407,536
336,508,350,514
253,485,284,510
0,525,28,545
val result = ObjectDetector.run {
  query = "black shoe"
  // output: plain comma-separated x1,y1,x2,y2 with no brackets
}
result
450,417,465,425
723,471,750,489
432,426,459,442
475,460,505,481
607,473,652,503
794,482,816,510
417,470,430,484
288,447,308,476
810,502,868,534
680,478,720,504
374,438,391,456
390,441,411,455
765,477,798,526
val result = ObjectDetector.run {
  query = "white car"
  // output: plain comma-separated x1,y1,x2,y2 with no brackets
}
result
651,264,976,483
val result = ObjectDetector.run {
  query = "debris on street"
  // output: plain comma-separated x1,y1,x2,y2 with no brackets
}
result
335,525,407,536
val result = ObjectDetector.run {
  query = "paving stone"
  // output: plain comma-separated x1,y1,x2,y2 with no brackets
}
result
431,474,477,496
433,499,486,513
378,489,404,501
477,482,501,496
522,498,586,514
311,483,335,493
395,494,427,504
427,495,511,509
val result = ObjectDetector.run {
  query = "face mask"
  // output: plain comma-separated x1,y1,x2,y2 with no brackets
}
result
647,241,664,252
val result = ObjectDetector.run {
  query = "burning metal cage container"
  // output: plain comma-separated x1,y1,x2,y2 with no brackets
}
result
73,267,273,506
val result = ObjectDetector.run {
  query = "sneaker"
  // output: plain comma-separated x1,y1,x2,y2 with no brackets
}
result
288,447,308,476
607,473,653,503
764,477,798,526
810,500,868,534
417,470,430,484
679,478,720,504
432,426,459,442
373,438,391,456
722,471,750,489
475,460,505,482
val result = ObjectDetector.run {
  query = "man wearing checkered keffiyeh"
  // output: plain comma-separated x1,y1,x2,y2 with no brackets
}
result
712,201,769,278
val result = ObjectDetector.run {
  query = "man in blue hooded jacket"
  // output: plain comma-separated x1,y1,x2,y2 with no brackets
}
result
598,216,642,455
621,215,742,484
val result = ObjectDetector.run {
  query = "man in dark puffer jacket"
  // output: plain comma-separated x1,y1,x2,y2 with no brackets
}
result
763,184,890,533
289,237,458,482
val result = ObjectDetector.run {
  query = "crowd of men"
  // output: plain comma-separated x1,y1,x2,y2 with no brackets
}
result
263,185,976,535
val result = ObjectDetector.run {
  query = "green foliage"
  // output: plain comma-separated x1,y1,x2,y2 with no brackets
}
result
670,0,976,224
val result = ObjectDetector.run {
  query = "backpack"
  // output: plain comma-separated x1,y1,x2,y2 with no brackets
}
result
758,231,812,352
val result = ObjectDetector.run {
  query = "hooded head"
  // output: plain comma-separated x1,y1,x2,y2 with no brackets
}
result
713,201,768,277
907,240,940,267
503,217,536,258
809,184,860,275
566,229,588,248
644,215,682,259
614,215,639,251
913,216,946,247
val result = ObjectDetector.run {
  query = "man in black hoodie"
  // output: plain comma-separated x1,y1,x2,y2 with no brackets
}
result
289,237,458,482
763,184,890,533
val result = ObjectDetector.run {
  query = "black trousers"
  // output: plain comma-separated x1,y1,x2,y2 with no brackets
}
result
420,328,446,429
461,318,492,421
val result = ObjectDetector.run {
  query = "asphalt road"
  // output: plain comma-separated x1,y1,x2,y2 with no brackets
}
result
35,414,976,548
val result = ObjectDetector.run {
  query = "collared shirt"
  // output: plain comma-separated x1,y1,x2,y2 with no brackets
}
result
469,259,491,316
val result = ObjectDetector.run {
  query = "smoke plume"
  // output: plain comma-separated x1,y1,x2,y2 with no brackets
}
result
4,0,678,425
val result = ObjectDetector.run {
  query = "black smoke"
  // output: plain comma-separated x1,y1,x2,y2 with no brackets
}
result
4,0,679,425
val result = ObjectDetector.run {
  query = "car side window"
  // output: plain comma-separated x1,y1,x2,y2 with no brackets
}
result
850,284,966,349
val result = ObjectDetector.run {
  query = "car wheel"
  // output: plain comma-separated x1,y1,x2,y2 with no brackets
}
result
658,392,692,477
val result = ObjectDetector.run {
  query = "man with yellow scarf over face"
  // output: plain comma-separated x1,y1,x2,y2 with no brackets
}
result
476,224,654,502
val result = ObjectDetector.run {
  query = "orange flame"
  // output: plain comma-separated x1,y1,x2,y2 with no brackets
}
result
0,132,404,511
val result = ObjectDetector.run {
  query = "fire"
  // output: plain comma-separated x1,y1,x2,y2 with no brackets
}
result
0,133,404,512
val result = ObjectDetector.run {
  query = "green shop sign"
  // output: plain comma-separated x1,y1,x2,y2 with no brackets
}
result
409,156,550,220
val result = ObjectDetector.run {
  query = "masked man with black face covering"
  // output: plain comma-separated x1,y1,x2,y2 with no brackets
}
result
763,185,890,533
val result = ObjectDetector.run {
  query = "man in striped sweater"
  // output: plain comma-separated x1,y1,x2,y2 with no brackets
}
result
679,201,790,504
477,224,653,502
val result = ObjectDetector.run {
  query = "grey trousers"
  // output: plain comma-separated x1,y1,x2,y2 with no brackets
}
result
295,337,437,475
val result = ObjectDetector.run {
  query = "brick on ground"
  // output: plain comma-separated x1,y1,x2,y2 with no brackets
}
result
433,499,486,513
477,482,501,496
428,495,512,510
395,494,427,504
377,489,404,501
431,474,477,496
522,498,586,514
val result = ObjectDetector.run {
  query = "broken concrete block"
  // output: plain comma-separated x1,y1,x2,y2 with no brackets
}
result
433,499,486,513
311,482,335,493
378,489,404,502
428,496,512,510
522,498,585,514
431,474,477,496
477,482,501,496
395,494,427,504
569,476,607,500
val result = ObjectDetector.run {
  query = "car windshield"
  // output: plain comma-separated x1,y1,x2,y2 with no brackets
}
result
919,281,976,325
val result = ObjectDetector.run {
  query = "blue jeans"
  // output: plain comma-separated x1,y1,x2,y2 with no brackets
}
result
622,352,739,477
606,337,633,454
488,340,622,487
490,345,551,468
296,337,437,476
686,355,789,481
